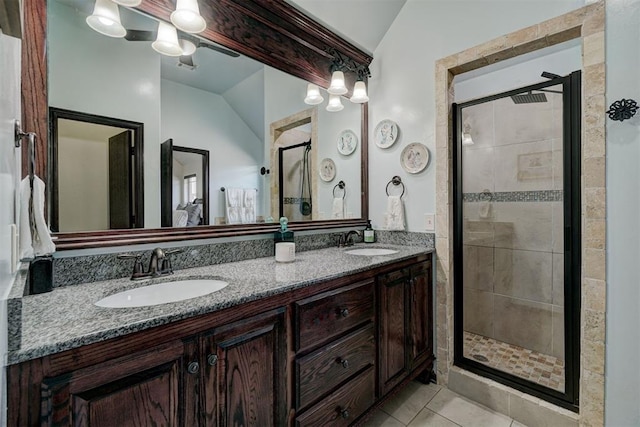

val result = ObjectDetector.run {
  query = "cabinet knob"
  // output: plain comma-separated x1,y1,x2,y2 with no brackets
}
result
340,308,349,318
207,354,218,366
338,358,349,369
340,408,350,419
187,361,200,374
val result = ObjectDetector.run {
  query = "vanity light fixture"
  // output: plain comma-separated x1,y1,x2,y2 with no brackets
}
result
171,0,207,34
179,39,197,56
350,80,369,103
326,94,344,112
328,71,348,96
152,22,183,56
86,0,127,38
111,0,141,7
461,123,474,146
304,84,324,105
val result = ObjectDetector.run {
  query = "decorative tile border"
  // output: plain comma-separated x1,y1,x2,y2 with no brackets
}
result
283,197,312,205
463,190,563,202
435,3,605,425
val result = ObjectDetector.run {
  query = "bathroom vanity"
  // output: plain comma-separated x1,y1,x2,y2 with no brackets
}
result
7,246,434,426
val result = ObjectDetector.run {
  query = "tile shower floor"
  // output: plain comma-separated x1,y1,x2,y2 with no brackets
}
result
463,332,564,392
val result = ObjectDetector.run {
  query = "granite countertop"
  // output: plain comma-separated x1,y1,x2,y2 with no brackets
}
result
8,244,432,365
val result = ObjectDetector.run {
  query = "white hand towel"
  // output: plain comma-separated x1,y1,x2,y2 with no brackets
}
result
242,188,257,224
19,176,55,259
225,187,243,224
331,197,344,219
384,195,405,231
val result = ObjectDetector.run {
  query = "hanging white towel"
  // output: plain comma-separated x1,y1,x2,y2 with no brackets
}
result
331,197,344,219
19,176,55,259
242,188,257,224
225,187,243,224
384,195,405,231
479,202,492,219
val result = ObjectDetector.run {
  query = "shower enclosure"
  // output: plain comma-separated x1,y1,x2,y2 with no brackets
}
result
453,71,581,410
279,140,313,221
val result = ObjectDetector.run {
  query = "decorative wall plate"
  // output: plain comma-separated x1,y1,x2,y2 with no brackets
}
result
337,129,358,155
374,119,399,149
319,158,336,182
400,143,429,174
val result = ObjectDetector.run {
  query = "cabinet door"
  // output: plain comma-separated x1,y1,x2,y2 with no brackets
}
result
202,308,288,427
40,340,186,427
409,260,433,368
378,268,409,396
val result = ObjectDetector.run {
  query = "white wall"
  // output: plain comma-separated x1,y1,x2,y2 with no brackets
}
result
160,79,263,221
223,69,265,142
0,29,21,427
604,1,640,425
58,136,109,231
48,0,161,228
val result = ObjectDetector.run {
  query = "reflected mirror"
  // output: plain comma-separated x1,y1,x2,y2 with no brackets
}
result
48,0,364,232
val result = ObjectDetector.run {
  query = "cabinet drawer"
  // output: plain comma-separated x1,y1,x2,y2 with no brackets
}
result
295,365,375,427
295,280,374,351
296,323,374,410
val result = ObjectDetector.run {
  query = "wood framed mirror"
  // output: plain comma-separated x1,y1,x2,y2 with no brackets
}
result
22,0,372,249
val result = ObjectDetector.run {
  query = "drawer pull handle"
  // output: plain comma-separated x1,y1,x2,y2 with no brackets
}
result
340,308,349,318
340,408,350,419
207,354,218,366
338,358,349,369
187,361,199,374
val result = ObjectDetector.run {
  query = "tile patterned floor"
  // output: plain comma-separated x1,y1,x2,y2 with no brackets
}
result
463,332,565,392
363,381,526,427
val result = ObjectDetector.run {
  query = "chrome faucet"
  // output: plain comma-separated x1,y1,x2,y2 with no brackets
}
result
336,230,362,247
118,248,182,280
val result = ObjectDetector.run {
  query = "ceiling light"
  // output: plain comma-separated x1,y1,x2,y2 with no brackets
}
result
152,22,183,57
304,84,324,105
326,95,344,112
179,39,197,56
349,80,369,103
111,0,141,6
86,0,126,38
171,0,206,34
328,71,348,95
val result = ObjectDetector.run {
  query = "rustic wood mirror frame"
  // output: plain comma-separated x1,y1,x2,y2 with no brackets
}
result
22,0,372,250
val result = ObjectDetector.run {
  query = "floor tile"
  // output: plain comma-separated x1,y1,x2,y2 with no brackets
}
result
426,388,512,427
407,407,461,427
362,409,405,427
382,381,442,425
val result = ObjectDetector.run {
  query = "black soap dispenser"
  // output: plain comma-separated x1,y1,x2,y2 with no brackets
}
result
274,216,294,245
364,220,375,243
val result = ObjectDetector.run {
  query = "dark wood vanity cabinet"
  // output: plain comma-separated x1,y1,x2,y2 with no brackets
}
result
8,254,433,427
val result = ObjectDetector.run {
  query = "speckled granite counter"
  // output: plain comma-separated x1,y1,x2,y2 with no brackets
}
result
8,244,432,365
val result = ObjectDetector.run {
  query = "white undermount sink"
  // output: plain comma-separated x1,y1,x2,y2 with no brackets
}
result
95,279,229,308
345,248,399,256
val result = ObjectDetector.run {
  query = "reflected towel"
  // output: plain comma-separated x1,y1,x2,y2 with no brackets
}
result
225,187,243,224
19,176,55,259
331,197,344,219
242,188,257,224
479,202,492,219
384,195,405,231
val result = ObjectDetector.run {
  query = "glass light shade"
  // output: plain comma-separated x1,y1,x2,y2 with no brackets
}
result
328,71,348,95
349,80,369,103
461,132,474,146
304,84,324,105
170,0,207,33
86,0,126,38
111,0,141,6
152,22,183,56
179,39,197,56
326,94,344,112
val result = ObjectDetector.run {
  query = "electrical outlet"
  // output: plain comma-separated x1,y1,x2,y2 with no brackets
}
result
424,213,435,231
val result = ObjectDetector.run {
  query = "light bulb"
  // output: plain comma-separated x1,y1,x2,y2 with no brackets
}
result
171,0,206,33
304,84,324,105
152,22,183,57
326,94,344,112
328,70,348,95
86,0,126,38
349,80,369,103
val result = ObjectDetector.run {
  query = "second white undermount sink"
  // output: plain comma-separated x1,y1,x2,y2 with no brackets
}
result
95,279,229,308
345,248,399,256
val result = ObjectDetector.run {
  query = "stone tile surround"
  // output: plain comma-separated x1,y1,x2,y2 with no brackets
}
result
434,2,606,425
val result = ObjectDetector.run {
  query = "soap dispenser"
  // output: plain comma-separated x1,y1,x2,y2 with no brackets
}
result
364,220,375,243
274,216,294,245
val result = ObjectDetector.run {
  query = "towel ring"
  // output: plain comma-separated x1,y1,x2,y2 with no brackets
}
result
385,176,405,198
333,180,346,199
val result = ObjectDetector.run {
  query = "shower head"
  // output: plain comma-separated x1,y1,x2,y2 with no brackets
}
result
511,91,548,104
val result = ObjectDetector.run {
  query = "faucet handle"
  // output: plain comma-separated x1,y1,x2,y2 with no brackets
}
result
162,248,183,273
164,248,183,256
118,253,144,279
117,253,142,260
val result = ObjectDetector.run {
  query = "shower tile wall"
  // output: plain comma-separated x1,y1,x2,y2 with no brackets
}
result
462,87,565,381
276,127,311,221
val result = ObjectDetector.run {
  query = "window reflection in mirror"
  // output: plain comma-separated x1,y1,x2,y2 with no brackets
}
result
48,0,363,232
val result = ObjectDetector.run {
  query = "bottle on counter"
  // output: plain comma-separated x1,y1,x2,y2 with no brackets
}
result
364,220,375,243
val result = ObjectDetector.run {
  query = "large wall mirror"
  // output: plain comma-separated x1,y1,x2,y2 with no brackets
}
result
22,0,371,248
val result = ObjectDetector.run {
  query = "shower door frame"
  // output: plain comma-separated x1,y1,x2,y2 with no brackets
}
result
452,71,582,411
